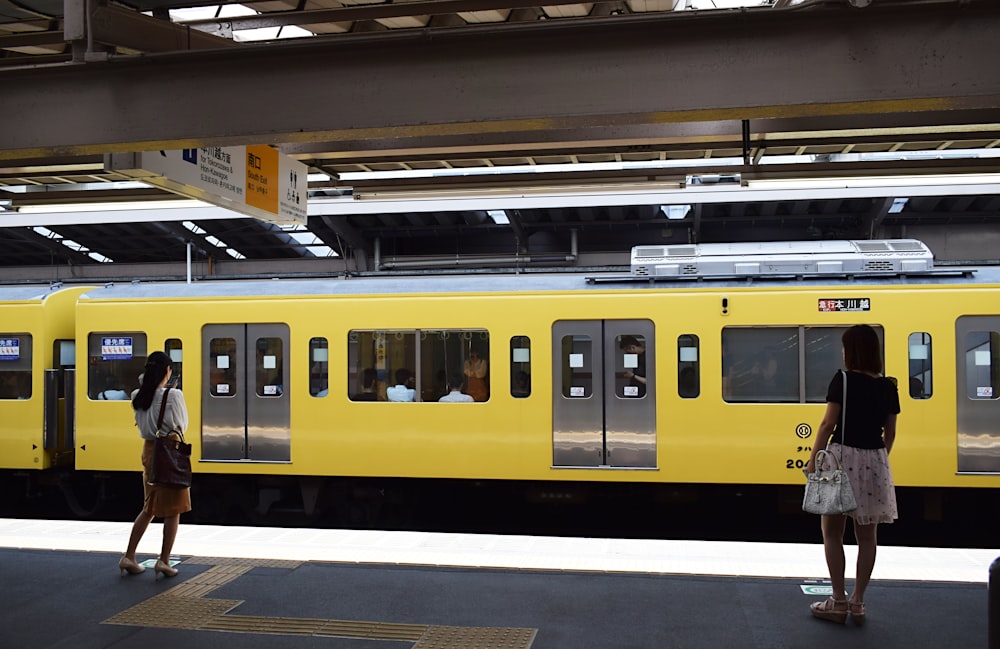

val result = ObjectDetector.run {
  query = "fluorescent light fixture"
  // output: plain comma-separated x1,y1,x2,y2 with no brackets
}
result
32,226,114,263
745,173,1000,190
888,198,909,214
17,199,207,214
354,181,685,201
487,210,510,224
661,205,691,220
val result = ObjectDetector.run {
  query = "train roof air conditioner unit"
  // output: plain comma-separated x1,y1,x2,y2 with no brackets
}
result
629,239,934,279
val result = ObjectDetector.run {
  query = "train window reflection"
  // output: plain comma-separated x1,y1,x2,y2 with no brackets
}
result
678,334,700,398
255,337,283,397
510,336,531,398
0,333,32,400
348,330,415,402
310,337,329,397
88,332,146,401
561,335,592,398
165,338,183,390
723,328,799,403
209,337,237,398
908,332,933,399
804,327,850,403
965,331,998,400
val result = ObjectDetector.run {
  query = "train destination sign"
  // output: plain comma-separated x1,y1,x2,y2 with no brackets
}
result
105,146,307,225
818,298,870,312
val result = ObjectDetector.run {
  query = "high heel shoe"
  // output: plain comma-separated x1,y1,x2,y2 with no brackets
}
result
848,600,866,626
810,597,848,624
154,559,178,579
118,556,145,576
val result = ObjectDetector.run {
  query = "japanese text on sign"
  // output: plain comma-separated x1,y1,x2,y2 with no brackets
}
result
0,338,19,361
101,337,134,360
818,298,870,312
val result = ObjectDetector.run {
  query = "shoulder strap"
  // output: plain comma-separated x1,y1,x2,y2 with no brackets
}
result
838,370,848,460
156,387,172,432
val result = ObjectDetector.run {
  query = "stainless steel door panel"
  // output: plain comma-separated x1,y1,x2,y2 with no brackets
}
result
552,319,656,468
202,324,292,462
202,324,246,461
604,320,656,468
246,323,291,462
956,316,1000,473
552,321,604,467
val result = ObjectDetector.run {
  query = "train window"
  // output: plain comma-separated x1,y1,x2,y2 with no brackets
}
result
510,336,531,398
309,337,329,397
560,335,593,398
255,337,284,397
165,339,183,390
420,330,490,402
964,331,998,400
0,334,32,400
677,334,700,398
804,327,850,403
615,334,647,398
209,337,238,398
908,332,933,399
723,328,799,403
348,330,416,401
88,333,147,400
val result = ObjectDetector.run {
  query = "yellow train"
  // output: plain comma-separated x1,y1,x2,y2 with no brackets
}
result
2,239,999,525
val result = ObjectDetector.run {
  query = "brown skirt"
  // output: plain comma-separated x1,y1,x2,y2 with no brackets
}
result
141,439,192,518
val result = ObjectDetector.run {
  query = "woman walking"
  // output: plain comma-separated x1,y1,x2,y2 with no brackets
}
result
805,324,899,625
118,351,191,579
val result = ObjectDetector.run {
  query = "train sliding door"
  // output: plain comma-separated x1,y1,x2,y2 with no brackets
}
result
552,320,655,468
956,316,1000,473
202,324,291,462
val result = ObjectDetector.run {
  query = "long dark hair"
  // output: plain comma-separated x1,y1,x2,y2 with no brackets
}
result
842,324,882,374
132,351,170,411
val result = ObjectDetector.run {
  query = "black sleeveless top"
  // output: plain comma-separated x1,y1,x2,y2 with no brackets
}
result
826,371,900,449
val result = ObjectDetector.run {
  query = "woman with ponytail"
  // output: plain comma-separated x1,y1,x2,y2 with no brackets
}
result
118,351,191,579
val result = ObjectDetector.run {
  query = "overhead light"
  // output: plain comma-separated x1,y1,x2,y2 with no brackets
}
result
745,173,1000,190
888,198,909,214
354,181,685,201
16,199,206,214
487,210,510,224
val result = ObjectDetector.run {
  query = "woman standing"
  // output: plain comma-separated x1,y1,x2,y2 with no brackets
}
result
805,324,899,625
118,351,191,579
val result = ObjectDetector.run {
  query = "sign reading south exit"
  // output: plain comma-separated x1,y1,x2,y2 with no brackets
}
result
105,146,307,225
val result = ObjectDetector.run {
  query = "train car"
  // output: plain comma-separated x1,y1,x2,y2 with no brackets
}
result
0,285,89,473
65,240,1000,525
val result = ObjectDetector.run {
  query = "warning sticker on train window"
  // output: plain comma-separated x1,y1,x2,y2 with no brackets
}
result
0,338,19,360
818,298,870,312
101,337,133,360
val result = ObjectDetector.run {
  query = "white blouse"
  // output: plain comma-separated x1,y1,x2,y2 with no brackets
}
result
132,387,189,440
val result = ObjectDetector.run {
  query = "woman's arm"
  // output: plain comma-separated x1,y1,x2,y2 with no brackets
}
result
882,413,897,454
805,401,840,474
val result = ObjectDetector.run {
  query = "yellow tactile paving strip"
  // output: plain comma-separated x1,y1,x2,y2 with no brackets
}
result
103,557,537,649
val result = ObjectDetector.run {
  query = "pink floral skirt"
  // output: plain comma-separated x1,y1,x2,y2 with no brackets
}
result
822,443,897,525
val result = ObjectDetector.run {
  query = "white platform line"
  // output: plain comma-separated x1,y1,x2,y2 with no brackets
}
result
0,519,995,584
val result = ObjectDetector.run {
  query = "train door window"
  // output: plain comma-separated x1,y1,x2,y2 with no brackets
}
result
908,332,933,399
510,336,531,398
722,328,799,403
677,334,700,398
349,330,416,401
964,331,998,400
310,337,329,397
87,333,147,400
559,335,593,398
615,334,647,398
165,338,183,390
0,334,32,400
255,337,284,397
209,337,238,397
52,338,75,397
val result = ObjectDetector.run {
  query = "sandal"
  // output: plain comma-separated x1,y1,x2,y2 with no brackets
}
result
810,597,848,624
848,600,866,626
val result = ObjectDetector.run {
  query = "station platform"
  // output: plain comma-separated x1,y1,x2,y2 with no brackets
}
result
1,518,995,649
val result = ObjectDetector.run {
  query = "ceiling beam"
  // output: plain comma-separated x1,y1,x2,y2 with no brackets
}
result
2,3,998,161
